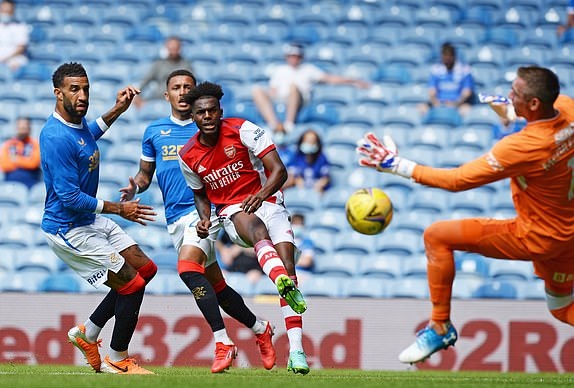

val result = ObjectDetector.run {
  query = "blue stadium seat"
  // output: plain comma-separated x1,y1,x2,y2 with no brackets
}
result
223,272,255,297
306,230,336,256
422,107,462,128
373,5,413,28
0,225,37,249
0,248,16,273
14,247,60,274
340,277,388,298
323,145,358,170
523,25,558,49
375,230,422,257
488,260,534,281
13,63,52,82
459,5,497,28
521,277,545,300
0,181,29,208
306,208,348,233
299,102,341,126
495,6,536,30
395,84,428,107
123,224,172,252
409,188,449,215
455,253,490,279
408,126,449,151
388,278,429,299
479,27,520,49
299,275,344,297
144,272,169,295
372,64,411,85
491,191,515,214
379,106,421,129
414,6,456,28
437,148,483,169
358,255,403,279
452,277,484,299
449,127,493,152
462,105,501,129
344,167,382,189
0,271,49,293
448,190,492,215
320,186,357,210
472,279,520,299
39,273,81,293
124,25,164,43
392,211,437,235
283,187,321,213
332,233,377,256
151,250,178,274
401,254,428,278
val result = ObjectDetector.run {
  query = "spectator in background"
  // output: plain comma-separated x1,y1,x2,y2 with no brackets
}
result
252,42,370,136
216,231,264,284
291,213,315,275
134,36,193,109
557,0,574,38
0,117,41,189
283,129,331,194
0,0,29,71
420,42,475,117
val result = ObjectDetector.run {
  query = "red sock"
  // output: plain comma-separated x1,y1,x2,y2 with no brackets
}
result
254,239,287,283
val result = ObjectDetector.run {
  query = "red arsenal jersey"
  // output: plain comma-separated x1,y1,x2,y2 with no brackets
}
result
178,117,283,213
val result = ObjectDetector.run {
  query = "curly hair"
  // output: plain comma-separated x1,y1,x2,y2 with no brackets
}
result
182,81,224,106
52,62,87,88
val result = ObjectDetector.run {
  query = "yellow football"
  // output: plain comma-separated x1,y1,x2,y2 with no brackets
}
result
345,188,393,235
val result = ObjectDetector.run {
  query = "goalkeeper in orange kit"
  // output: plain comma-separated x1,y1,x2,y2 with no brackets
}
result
357,66,574,364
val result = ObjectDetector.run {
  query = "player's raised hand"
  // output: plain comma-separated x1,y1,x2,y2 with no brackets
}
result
118,198,156,225
356,132,416,179
114,85,141,113
119,176,138,202
196,219,211,239
356,132,398,171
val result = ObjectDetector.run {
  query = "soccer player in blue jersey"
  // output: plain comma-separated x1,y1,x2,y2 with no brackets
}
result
40,62,157,374
119,69,276,373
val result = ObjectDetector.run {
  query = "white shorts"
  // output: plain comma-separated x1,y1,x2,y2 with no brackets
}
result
218,202,295,248
167,210,221,267
43,215,135,288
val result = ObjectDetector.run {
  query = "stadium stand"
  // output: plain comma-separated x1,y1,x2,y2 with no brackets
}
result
2,0,567,299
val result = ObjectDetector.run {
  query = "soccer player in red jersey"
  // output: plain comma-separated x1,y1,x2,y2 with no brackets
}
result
178,81,310,374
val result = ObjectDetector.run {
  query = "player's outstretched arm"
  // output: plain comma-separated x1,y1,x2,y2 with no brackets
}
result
102,198,156,226
356,132,417,179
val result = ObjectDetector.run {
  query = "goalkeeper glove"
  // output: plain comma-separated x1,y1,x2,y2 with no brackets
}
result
356,132,417,179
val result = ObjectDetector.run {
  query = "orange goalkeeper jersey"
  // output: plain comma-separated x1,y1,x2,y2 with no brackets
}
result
412,95,574,257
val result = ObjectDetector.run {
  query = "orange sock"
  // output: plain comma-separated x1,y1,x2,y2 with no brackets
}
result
424,223,456,323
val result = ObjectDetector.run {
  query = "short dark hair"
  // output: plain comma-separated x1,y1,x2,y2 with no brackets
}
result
52,62,87,88
166,69,197,87
517,66,560,105
182,81,224,106
441,42,455,56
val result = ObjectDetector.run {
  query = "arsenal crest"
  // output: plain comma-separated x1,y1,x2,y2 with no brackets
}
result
224,145,236,159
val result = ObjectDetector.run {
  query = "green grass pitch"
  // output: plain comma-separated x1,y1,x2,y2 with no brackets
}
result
1,364,574,388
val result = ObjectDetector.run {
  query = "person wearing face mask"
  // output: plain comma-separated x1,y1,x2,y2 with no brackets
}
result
283,129,331,194
291,213,315,275
0,0,29,71
0,117,41,189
